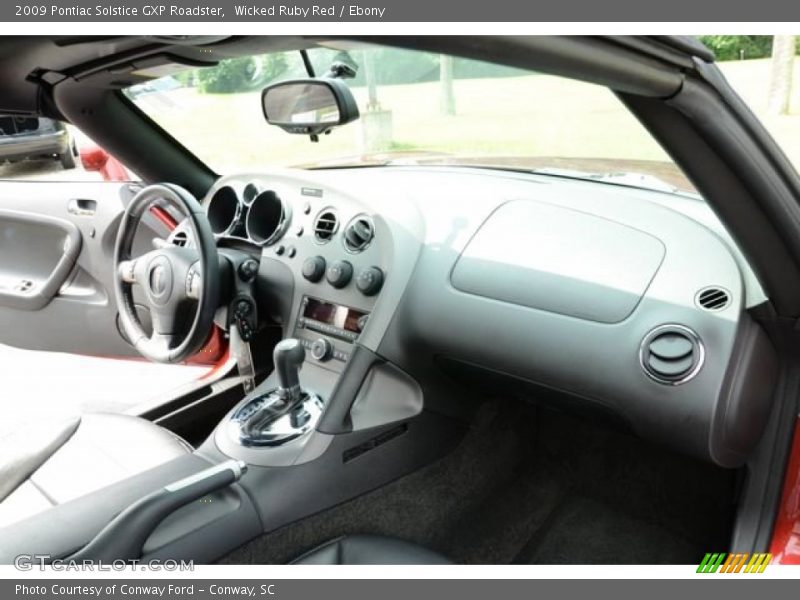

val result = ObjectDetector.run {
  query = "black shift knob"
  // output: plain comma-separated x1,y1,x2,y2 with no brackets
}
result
274,338,305,394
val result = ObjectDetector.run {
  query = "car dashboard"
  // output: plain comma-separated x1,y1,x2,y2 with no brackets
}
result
202,165,777,468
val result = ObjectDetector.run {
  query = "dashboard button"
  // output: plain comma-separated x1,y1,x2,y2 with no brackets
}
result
326,260,353,289
356,266,384,296
311,338,333,361
302,256,326,282
235,299,252,316
238,259,259,281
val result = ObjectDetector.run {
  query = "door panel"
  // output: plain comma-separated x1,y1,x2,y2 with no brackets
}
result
0,180,169,358
0,209,81,310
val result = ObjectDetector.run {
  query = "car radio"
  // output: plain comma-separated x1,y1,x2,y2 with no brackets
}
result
293,296,369,366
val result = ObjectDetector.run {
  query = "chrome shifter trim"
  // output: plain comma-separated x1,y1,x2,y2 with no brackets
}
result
229,388,324,447
277,383,302,401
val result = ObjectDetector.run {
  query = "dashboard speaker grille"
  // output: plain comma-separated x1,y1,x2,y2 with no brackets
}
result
343,216,374,252
696,287,731,311
640,325,704,385
314,210,338,242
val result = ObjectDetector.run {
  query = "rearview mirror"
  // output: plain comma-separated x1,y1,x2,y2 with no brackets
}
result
261,79,359,138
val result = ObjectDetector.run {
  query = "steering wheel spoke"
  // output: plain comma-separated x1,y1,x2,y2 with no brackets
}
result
152,333,177,355
118,259,138,284
186,261,202,300
150,308,177,336
117,250,156,287
135,332,179,363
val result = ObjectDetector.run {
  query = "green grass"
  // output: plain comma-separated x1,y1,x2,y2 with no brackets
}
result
135,58,800,177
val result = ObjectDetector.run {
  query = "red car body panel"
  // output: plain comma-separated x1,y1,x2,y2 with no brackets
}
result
79,144,130,181
187,325,228,367
149,204,179,230
770,419,800,564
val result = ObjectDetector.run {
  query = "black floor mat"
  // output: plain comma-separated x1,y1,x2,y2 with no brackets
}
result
221,402,738,565
513,495,701,564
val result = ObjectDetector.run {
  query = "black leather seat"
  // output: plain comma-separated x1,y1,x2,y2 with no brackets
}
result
291,535,451,565
0,416,450,564
0,413,193,527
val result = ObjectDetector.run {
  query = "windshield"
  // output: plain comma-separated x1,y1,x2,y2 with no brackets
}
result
128,45,694,193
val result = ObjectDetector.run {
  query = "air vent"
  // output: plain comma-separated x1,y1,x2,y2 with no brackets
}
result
640,325,704,385
314,210,338,243
696,287,731,311
171,231,188,247
343,215,375,253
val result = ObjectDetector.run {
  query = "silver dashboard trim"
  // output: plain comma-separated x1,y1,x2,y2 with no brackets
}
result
638,323,706,386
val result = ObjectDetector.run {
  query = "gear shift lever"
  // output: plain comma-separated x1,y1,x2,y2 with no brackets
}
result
229,338,324,446
274,338,305,401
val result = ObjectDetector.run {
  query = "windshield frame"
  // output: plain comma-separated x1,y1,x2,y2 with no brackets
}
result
125,44,693,194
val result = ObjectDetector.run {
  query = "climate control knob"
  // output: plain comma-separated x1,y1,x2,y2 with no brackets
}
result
356,266,384,296
302,256,326,282
310,338,333,361
326,260,353,288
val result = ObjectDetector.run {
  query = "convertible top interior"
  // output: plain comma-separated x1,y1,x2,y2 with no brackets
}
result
0,35,799,565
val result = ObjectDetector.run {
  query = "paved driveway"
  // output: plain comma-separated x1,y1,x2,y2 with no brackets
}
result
0,156,106,182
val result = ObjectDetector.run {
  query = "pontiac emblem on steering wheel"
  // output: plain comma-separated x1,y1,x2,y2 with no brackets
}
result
147,257,173,304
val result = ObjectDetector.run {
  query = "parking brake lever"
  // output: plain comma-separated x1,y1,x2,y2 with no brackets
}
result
67,459,247,562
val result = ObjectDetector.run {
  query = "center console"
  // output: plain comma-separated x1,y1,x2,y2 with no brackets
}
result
164,172,460,562
205,174,400,469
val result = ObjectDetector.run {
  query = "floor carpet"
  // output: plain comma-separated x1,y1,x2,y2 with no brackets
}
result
220,401,738,565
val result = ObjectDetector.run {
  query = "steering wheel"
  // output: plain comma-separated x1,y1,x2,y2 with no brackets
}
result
113,183,220,363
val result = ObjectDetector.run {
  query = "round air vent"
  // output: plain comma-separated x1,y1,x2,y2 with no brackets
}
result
314,210,339,243
696,287,731,311
171,231,188,247
640,325,704,385
343,215,375,253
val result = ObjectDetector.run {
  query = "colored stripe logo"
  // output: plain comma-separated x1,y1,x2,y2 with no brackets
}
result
697,552,772,573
